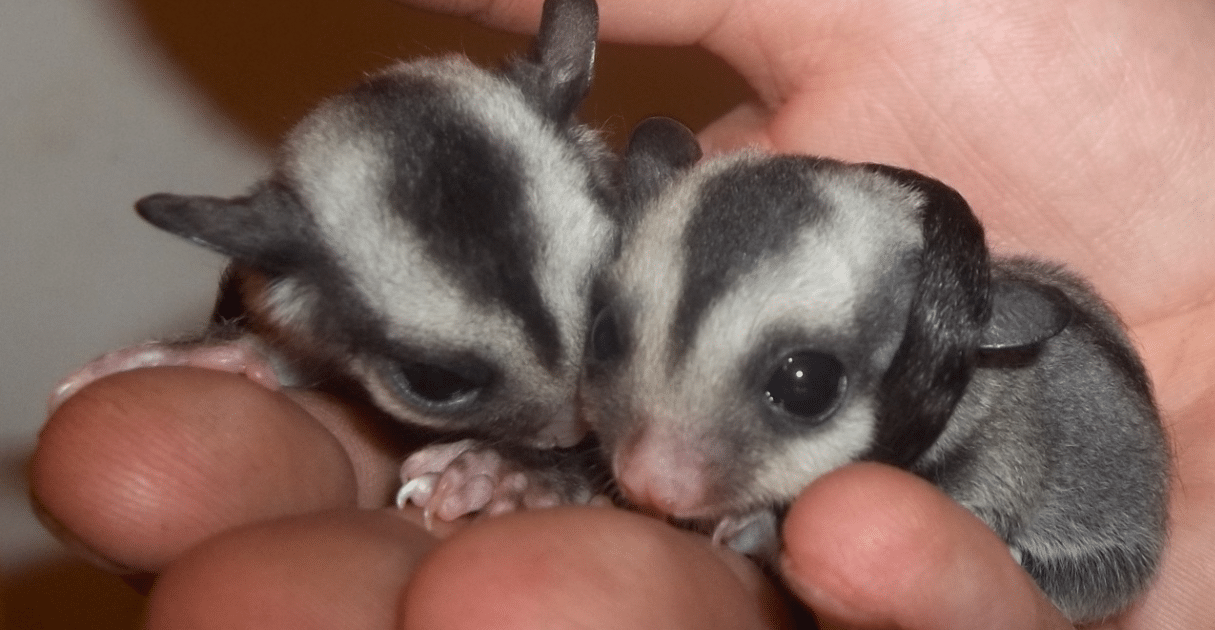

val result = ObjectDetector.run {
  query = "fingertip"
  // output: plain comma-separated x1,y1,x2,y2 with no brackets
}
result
780,463,1069,630
145,509,436,630
400,506,786,629
779,464,937,627
31,367,358,572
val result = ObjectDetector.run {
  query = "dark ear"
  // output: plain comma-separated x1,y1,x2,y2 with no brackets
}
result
624,117,701,206
979,279,1071,350
135,184,311,274
527,0,599,122
863,164,991,468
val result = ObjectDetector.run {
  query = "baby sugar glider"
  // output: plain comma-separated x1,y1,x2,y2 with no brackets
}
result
583,118,1169,623
51,0,616,520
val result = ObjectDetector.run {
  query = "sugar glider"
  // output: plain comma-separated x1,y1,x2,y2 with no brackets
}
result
50,0,616,519
584,117,1169,622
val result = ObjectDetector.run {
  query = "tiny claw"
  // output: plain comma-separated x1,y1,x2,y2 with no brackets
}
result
711,511,780,559
396,473,439,508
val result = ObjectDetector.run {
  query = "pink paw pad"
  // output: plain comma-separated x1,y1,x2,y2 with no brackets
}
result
396,440,571,524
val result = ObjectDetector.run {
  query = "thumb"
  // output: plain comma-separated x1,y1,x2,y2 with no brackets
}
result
780,463,1072,630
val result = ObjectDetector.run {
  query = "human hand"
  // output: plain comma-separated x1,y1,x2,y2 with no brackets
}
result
399,0,1215,627
26,371,1087,630
33,0,1215,627
32,367,785,629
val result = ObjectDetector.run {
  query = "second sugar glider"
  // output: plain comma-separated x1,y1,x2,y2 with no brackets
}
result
51,0,616,518
583,118,1168,623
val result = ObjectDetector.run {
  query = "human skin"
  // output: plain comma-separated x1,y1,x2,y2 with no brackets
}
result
31,0,1215,627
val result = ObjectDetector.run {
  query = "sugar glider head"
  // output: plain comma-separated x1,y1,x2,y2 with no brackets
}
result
135,0,615,448
586,118,1070,525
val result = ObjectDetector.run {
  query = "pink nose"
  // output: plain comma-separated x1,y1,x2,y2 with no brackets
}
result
613,431,711,517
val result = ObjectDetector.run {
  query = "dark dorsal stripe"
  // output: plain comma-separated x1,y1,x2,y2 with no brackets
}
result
672,156,830,366
344,74,565,368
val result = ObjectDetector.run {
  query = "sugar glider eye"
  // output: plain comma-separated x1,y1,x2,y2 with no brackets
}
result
764,351,846,419
386,361,490,409
589,307,625,364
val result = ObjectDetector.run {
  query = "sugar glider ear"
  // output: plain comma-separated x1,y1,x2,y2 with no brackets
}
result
623,117,701,207
527,0,599,122
863,163,991,468
980,279,1072,350
135,184,312,274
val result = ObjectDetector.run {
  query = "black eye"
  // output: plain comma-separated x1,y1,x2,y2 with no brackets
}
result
764,351,845,419
589,308,624,364
389,362,489,408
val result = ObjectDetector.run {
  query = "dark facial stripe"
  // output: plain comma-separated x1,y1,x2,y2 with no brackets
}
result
672,156,831,365
863,164,991,468
346,74,564,368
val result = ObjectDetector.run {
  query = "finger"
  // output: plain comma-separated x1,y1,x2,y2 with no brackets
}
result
697,101,775,156
30,366,358,573
400,506,791,629
781,463,1071,630
288,387,416,510
144,509,437,630
395,0,733,45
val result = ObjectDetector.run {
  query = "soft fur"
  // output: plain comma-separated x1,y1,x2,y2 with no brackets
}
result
135,0,616,450
585,117,1168,623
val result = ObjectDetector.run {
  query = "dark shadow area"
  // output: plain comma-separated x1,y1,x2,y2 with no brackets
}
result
3,559,145,629
121,0,753,148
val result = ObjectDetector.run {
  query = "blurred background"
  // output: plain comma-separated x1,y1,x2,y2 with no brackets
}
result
0,0,749,625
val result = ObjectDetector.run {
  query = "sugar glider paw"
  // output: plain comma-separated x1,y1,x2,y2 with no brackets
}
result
396,439,594,525
49,339,281,413
712,511,781,561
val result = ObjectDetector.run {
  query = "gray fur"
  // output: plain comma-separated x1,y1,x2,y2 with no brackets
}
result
587,118,1168,622
136,0,616,449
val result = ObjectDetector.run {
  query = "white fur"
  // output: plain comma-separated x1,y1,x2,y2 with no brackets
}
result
271,58,607,446
602,153,929,513
425,58,616,366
